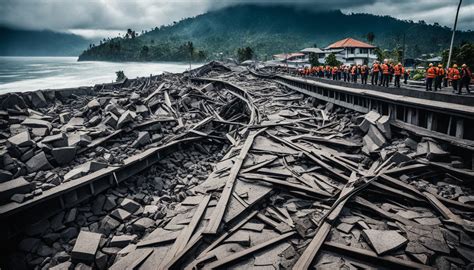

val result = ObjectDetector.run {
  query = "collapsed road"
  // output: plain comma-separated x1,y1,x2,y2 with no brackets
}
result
0,62,473,269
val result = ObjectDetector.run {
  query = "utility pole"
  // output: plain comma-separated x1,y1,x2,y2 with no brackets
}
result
447,0,463,70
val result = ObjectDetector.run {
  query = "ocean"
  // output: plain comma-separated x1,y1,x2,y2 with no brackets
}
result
0,57,197,93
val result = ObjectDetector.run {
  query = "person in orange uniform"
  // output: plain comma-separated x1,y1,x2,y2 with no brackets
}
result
351,65,357,83
459,64,472,94
381,61,390,87
393,63,402,88
449,64,461,93
434,64,445,91
343,65,350,82
425,63,436,91
332,66,338,80
371,61,380,85
361,65,368,84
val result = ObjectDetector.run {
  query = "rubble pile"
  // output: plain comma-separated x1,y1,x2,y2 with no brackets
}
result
0,62,244,205
7,141,227,270
1,63,474,269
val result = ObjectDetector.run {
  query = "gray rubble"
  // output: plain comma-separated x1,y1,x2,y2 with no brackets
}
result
1,62,473,270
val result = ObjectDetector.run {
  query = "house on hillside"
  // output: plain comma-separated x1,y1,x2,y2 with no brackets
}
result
300,38,378,66
271,53,307,67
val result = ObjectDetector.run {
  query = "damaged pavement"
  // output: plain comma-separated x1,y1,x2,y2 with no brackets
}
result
0,62,473,269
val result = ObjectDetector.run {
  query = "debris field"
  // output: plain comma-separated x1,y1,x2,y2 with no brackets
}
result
0,62,473,269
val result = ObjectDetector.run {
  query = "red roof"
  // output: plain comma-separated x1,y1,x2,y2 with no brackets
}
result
326,38,376,49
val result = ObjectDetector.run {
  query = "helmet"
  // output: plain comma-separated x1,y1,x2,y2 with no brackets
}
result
453,64,458,68
438,64,442,68
462,64,467,67
429,63,433,67
398,63,402,66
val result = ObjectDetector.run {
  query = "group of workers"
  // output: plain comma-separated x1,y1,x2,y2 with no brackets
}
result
298,61,410,88
425,63,471,94
298,60,472,94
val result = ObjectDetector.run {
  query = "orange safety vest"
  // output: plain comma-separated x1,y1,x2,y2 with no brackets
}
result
402,67,406,74
437,68,445,76
373,63,380,72
394,65,402,76
361,66,367,74
449,68,460,80
351,66,356,75
426,67,436,79
332,67,338,74
382,64,389,74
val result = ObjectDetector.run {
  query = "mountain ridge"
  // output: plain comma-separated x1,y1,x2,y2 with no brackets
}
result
0,26,93,56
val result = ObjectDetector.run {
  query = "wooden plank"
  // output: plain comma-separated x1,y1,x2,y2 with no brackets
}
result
198,210,258,258
423,192,464,226
136,233,178,247
160,195,210,267
293,172,358,269
417,159,474,181
241,173,332,198
205,231,295,269
204,129,264,234
323,241,435,270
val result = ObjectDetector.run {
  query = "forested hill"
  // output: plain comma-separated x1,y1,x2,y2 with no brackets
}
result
78,5,474,62
0,26,92,56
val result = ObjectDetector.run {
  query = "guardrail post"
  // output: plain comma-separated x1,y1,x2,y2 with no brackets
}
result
456,118,464,138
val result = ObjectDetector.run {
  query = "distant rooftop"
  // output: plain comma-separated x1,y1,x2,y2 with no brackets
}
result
326,38,376,49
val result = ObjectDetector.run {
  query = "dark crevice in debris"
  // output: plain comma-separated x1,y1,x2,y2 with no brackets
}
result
0,62,473,270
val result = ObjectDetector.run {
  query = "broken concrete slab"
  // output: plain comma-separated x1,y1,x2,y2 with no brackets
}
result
21,118,52,130
68,133,92,147
42,133,68,147
131,217,155,232
362,229,408,255
110,235,137,248
131,131,150,148
71,231,103,263
26,151,53,173
119,198,141,213
376,115,392,139
7,131,33,147
116,110,136,129
110,208,131,222
59,112,72,124
52,146,77,165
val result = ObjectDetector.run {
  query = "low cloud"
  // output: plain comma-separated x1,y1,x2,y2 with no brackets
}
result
0,0,472,39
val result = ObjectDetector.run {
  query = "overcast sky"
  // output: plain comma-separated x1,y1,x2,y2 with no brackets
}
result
1,0,472,39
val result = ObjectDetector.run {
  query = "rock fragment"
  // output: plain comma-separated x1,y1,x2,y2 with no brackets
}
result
71,231,103,263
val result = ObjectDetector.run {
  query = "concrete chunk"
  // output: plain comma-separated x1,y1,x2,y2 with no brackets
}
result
52,146,77,165
131,131,150,148
7,131,33,147
110,235,137,248
42,133,68,147
110,208,131,222
71,231,102,263
68,133,92,147
116,110,135,129
367,125,386,147
0,177,32,203
59,112,72,124
120,198,141,213
26,151,53,173
21,118,52,130
376,115,392,139
363,229,408,255
87,99,101,110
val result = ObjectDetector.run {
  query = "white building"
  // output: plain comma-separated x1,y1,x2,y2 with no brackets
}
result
301,37,378,66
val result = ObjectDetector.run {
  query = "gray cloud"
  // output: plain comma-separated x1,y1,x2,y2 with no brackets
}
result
0,0,472,39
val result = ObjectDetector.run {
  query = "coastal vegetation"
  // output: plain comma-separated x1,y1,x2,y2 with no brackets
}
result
78,5,474,62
